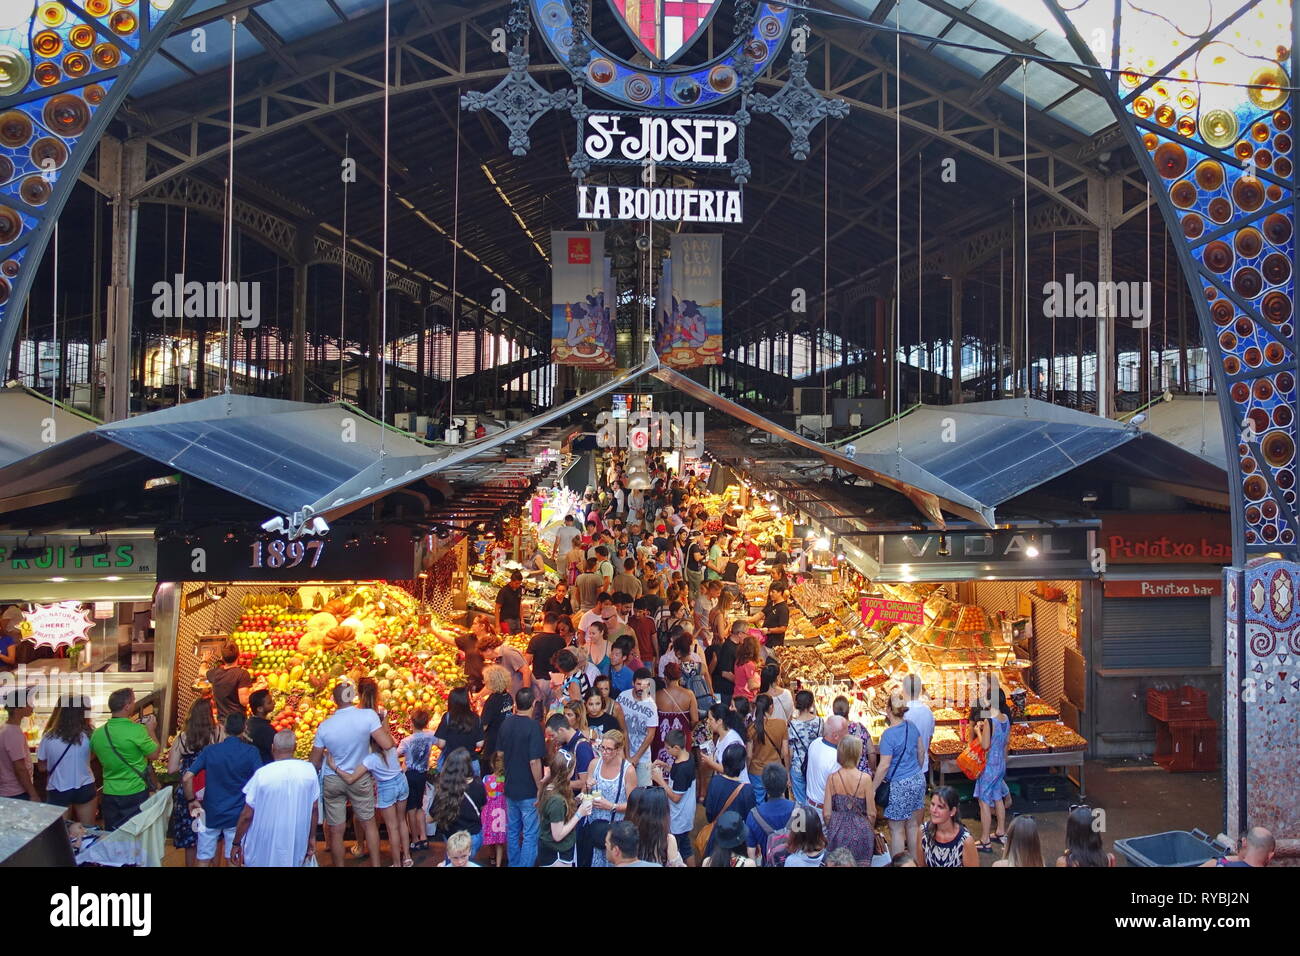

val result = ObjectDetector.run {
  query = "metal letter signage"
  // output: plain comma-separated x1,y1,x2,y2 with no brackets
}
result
582,113,739,165
465,1,848,229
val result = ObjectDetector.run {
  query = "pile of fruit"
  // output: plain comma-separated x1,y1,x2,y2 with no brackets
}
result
219,585,468,756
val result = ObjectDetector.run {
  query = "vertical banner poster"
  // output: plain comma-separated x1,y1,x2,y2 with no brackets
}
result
654,256,673,357
552,231,615,369
660,234,723,368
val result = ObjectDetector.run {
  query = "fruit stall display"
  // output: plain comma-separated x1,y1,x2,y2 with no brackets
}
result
218,584,468,756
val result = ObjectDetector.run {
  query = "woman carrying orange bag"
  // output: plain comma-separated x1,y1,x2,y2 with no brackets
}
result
969,680,1011,853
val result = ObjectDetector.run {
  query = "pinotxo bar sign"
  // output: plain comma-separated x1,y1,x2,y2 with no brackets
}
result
157,527,417,582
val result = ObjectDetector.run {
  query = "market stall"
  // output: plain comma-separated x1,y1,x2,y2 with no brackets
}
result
157,523,471,753
0,531,165,736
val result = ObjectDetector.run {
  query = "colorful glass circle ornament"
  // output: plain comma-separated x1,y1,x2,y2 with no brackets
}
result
0,47,30,97
527,0,792,109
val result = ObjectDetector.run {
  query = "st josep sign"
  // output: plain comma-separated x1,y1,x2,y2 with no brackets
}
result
463,0,848,226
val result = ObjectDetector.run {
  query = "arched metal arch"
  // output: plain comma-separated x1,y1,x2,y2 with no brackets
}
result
1048,0,1297,566
0,0,201,365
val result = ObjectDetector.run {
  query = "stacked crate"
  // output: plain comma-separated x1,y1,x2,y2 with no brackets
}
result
1147,686,1217,772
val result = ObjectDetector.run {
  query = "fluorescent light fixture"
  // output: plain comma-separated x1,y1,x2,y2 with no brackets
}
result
49,576,66,582
104,576,122,581
72,536,110,558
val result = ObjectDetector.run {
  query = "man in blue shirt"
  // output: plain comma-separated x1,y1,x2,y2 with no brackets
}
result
607,635,637,695
745,763,796,862
546,713,596,793
184,712,263,867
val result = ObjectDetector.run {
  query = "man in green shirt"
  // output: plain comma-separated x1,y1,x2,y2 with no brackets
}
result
89,688,161,830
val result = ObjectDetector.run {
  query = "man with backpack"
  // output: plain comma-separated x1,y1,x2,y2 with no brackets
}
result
745,763,796,864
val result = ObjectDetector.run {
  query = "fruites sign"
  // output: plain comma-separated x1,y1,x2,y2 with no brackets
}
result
0,536,154,578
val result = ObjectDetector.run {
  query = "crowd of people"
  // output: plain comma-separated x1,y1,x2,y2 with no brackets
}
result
0,453,1279,869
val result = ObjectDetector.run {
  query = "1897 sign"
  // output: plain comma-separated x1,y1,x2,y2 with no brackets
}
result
158,527,417,582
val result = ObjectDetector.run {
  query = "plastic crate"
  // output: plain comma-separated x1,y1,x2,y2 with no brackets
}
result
1114,828,1229,867
1154,718,1217,772
1147,685,1208,721
1016,773,1079,811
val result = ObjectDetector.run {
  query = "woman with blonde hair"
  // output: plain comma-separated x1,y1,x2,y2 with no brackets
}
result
708,587,734,646
824,734,877,864
994,814,1044,867
585,730,637,867
478,663,515,760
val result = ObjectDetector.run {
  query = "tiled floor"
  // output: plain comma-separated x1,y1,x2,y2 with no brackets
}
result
160,759,1226,868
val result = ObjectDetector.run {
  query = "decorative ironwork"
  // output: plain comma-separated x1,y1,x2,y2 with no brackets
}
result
748,19,849,161
461,44,576,156
0,0,201,365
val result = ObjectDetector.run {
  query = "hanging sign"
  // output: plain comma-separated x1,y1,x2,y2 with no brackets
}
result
657,234,723,366
551,232,616,368
583,113,739,166
577,184,742,224
157,527,418,582
860,596,924,627
25,602,94,650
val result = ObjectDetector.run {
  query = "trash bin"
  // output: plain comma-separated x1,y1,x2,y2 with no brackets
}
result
1113,828,1230,867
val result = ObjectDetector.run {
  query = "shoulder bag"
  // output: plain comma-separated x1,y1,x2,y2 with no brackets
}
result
873,722,911,812
694,778,746,859
581,761,626,848
104,723,159,794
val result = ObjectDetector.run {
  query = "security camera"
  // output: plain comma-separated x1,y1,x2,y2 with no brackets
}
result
308,517,330,536
635,234,652,252
261,516,286,533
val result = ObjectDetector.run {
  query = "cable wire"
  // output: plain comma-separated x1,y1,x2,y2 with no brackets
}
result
222,14,237,395
340,131,349,402
379,0,391,460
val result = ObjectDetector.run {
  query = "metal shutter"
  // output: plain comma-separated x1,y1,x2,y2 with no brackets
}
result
1101,597,1211,669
